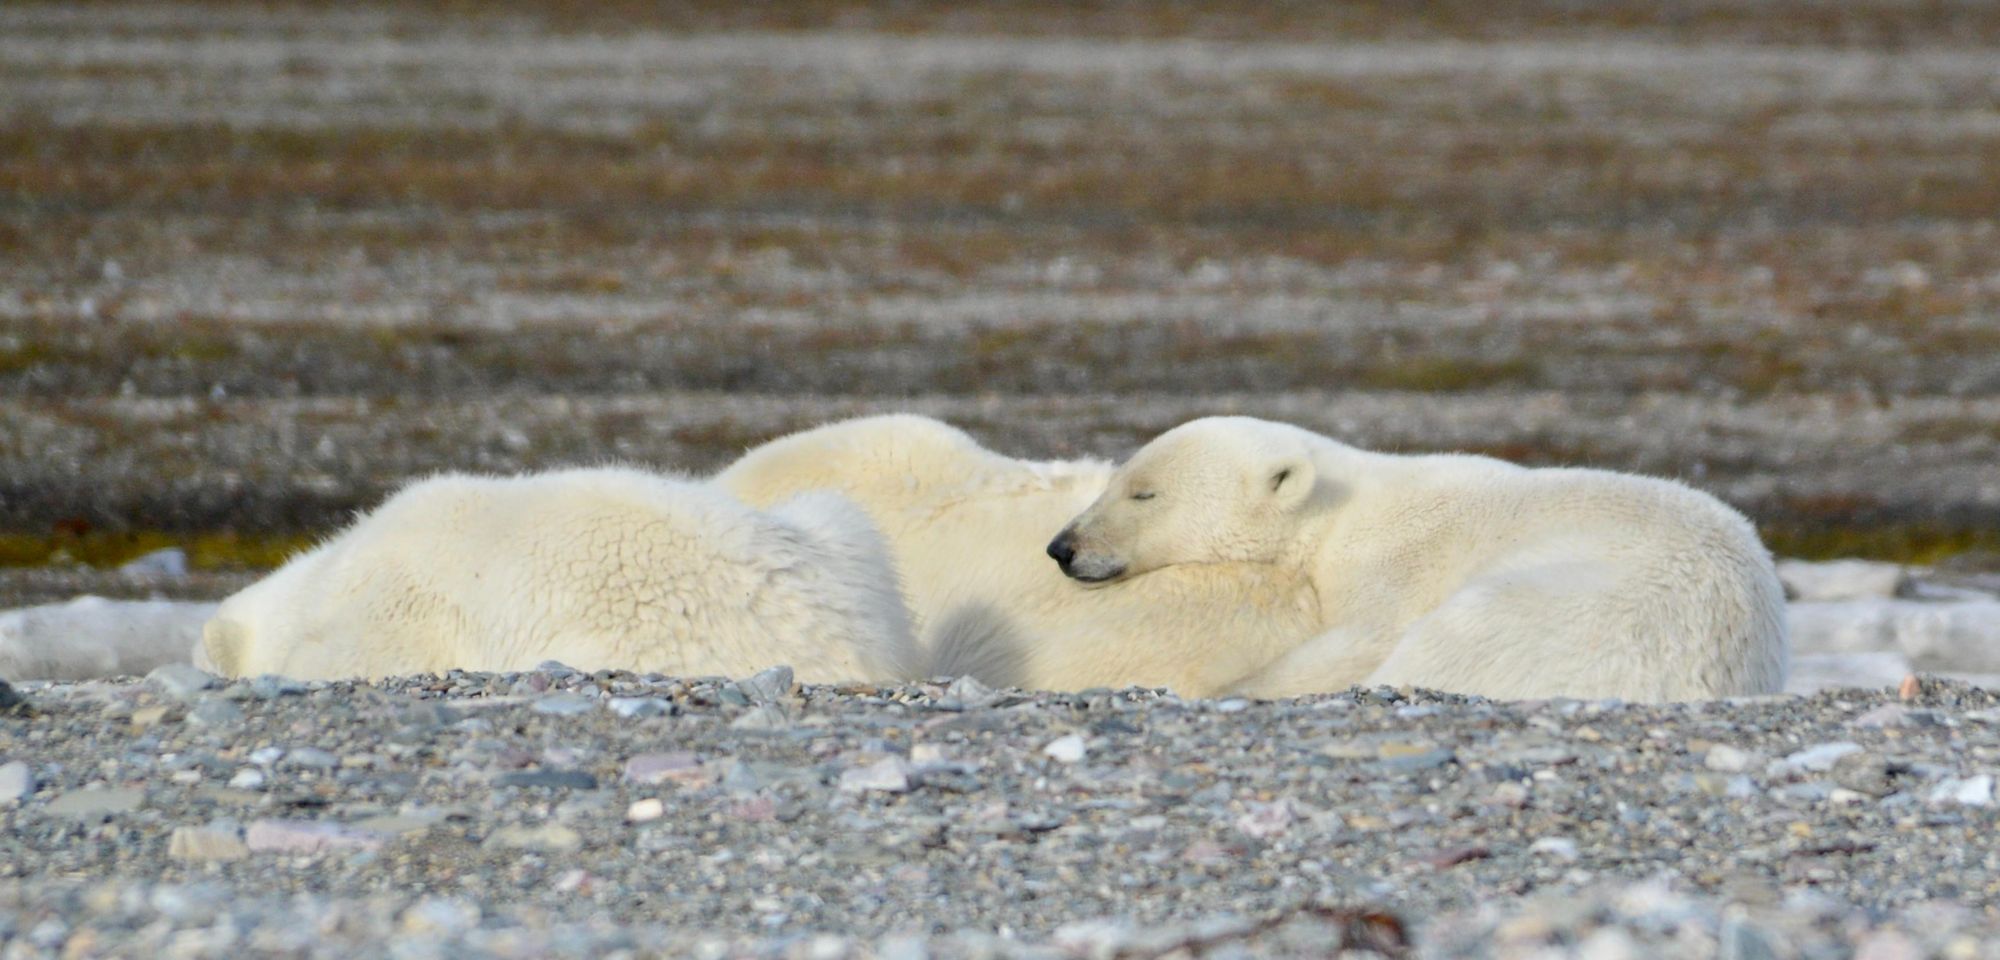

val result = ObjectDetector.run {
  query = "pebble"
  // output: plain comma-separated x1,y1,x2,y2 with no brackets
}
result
940,675,996,709
169,824,250,861
482,822,582,853
1927,775,1994,807
118,547,190,579
0,679,23,714
531,693,596,717
1234,799,1296,839
247,675,308,699
627,798,666,822
1776,742,1863,775
1704,744,1756,773
186,698,244,726
623,751,708,787
730,703,792,731
0,760,34,803
738,665,796,704
494,769,600,791
145,663,220,700
1043,734,1087,763
839,757,913,794
228,768,267,791
1530,837,1581,862
285,747,340,770
44,788,145,820
243,819,388,854
608,696,670,719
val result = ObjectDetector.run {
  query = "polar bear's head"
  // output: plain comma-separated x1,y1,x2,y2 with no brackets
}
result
1047,417,1318,583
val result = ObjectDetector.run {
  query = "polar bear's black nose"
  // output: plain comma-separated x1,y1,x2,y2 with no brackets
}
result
1046,531,1076,570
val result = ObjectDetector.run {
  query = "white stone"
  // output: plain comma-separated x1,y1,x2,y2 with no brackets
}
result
1776,559,1908,602
1777,742,1863,775
1788,600,2000,672
169,825,249,861
0,761,34,803
0,597,214,683
1043,734,1087,764
1928,775,1994,808
1530,836,1581,862
1785,651,1914,696
626,798,665,822
1703,745,1755,773
838,758,912,794
119,548,190,580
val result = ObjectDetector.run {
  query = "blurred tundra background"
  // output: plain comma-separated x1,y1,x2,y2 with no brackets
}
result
3,1,1999,607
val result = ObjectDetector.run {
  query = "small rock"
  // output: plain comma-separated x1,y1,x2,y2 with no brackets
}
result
1777,742,1863,775
347,813,442,837
146,663,220,700
939,675,996,709
247,675,307,699
1851,704,1914,728
1704,745,1756,773
186,698,244,727
739,665,795,704
0,680,25,715
531,693,596,717
0,761,34,804
1379,743,1456,771
1530,836,1580,862
623,752,709,787
228,769,266,791
607,697,670,719
169,824,249,861
1235,799,1295,839
840,758,913,794
45,788,144,820
285,747,339,770
128,705,174,729
627,798,666,822
482,822,582,853
244,819,386,854
1831,753,1897,797
1928,774,1994,807
1043,734,1087,764
495,769,599,791
119,547,189,579
1776,559,1908,601
399,897,481,937
730,703,791,731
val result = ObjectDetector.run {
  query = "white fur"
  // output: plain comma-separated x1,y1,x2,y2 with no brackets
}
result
713,415,1321,697
1054,416,1788,702
197,468,919,683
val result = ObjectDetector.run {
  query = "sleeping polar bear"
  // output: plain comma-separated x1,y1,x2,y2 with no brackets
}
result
197,468,919,683
1048,416,1788,702
713,415,1322,696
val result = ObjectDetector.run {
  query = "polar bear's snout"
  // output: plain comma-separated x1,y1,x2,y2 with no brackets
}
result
1047,526,1127,584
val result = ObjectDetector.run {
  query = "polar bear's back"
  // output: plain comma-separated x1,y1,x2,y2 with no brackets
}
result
205,468,917,683
1368,461,1787,700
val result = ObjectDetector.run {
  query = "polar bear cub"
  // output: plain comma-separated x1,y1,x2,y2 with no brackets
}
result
714,415,1322,696
197,468,919,683
1048,416,1788,702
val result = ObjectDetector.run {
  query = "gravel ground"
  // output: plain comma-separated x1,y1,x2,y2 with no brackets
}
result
5,668,2000,957
8,2,2000,954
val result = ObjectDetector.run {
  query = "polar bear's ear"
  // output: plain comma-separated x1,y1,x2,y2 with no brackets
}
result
1267,456,1315,510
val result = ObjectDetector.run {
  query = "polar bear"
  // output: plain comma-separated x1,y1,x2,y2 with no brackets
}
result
196,468,919,683
713,415,1322,696
1047,416,1788,702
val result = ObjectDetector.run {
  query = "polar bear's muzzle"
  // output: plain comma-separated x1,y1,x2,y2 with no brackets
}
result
1047,529,1127,584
